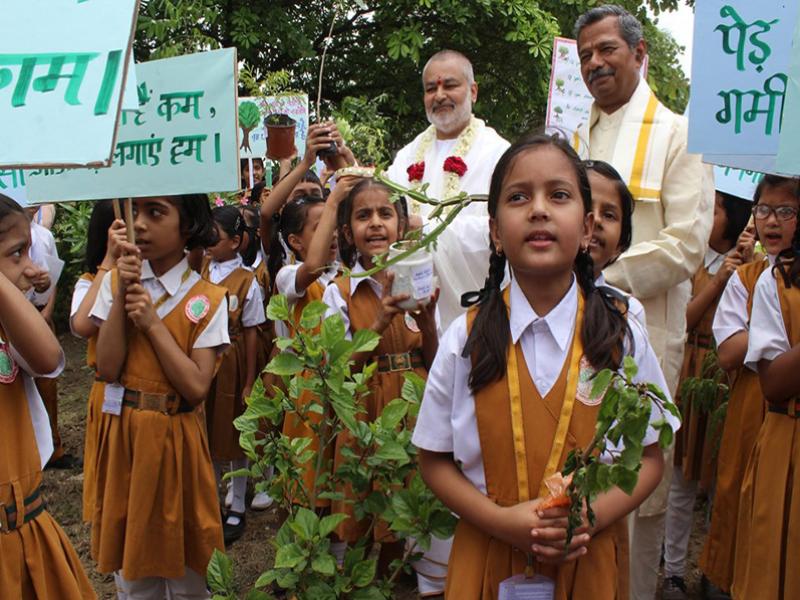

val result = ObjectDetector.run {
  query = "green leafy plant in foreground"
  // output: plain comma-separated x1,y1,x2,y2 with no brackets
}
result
207,295,456,599
560,357,680,546
679,349,729,458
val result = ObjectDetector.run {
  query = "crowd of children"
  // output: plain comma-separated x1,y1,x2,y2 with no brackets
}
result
1,125,799,600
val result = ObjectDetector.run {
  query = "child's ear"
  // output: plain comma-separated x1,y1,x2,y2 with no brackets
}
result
489,217,502,255
582,212,595,250
286,233,303,254
342,224,354,245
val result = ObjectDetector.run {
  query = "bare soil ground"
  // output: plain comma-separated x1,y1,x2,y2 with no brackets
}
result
45,333,707,599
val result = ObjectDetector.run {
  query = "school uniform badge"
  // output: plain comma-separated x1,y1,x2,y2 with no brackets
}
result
228,295,239,312
404,312,420,333
576,355,603,406
0,343,19,384
185,295,211,323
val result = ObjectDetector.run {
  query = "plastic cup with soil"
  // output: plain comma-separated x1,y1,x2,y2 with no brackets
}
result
388,240,435,311
265,113,297,160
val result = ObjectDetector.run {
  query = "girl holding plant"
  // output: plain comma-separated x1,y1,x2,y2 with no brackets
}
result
413,134,677,598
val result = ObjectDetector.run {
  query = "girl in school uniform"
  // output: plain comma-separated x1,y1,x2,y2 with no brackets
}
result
699,175,798,595
729,180,800,599
412,134,677,599
660,183,752,594
90,194,229,598
320,177,439,586
0,194,95,599
201,205,266,543
69,201,126,523
267,176,358,509
584,160,646,328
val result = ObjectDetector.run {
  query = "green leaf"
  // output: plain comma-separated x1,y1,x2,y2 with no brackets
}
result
590,369,613,400
290,507,319,541
379,398,408,430
321,313,346,348
244,590,273,600
351,328,381,353
350,587,387,600
254,571,277,588
350,559,377,588
319,513,349,538
658,423,674,448
374,440,410,464
274,543,306,569
206,549,233,593
311,552,337,576
267,294,290,322
623,355,638,380
300,300,328,329
266,352,304,376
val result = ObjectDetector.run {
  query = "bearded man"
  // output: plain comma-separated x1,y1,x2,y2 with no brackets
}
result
574,6,713,600
387,50,509,329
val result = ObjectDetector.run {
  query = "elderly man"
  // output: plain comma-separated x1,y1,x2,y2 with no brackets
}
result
574,6,713,600
387,50,509,329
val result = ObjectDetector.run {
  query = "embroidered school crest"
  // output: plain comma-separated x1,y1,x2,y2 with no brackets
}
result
404,312,420,333
576,355,603,406
185,295,211,323
228,295,239,312
0,343,19,384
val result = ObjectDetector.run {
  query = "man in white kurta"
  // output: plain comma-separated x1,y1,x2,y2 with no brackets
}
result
387,50,509,329
574,6,713,600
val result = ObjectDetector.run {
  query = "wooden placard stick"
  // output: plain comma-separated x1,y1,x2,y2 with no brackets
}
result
113,199,122,220
124,198,135,243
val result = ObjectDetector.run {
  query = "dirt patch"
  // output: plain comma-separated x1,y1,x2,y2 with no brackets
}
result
45,333,707,599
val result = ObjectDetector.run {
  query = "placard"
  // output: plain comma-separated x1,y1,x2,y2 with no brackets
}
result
26,48,240,203
0,0,139,168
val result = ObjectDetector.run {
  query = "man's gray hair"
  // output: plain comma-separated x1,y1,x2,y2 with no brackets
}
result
422,50,475,85
573,5,644,49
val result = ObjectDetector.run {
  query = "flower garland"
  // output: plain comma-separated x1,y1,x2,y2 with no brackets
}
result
406,116,482,214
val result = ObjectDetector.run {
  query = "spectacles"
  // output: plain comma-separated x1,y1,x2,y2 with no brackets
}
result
752,204,798,221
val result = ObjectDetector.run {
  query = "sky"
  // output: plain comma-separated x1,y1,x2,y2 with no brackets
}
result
650,2,695,77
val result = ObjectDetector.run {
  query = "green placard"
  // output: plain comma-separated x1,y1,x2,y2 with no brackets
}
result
0,0,138,168
26,48,240,203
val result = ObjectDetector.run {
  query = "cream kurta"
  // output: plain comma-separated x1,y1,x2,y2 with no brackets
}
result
387,118,509,328
577,78,713,521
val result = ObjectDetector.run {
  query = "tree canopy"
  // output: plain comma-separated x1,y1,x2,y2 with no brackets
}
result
135,0,691,162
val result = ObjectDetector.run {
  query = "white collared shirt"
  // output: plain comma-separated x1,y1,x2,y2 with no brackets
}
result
206,256,266,328
712,255,775,347
412,276,676,495
704,248,726,276
744,266,790,371
595,273,647,329
70,276,93,338
90,257,229,350
274,261,338,338
321,261,441,339
1,336,64,467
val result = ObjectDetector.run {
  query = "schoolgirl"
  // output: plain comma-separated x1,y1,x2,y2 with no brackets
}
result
412,135,677,598
0,194,95,599
69,200,126,522
202,205,266,543
90,194,229,597
698,175,798,595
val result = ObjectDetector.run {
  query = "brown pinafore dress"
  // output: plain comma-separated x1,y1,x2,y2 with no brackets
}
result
446,294,629,600
732,265,800,599
0,326,95,599
674,264,722,489
90,271,226,581
79,271,108,523
202,258,257,460
698,258,768,591
330,275,428,542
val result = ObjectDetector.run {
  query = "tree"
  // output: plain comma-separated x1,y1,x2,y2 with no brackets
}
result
238,100,261,153
135,0,691,159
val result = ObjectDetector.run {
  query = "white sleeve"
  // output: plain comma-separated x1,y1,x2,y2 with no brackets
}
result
275,264,305,305
89,270,114,323
322,283,352,340
744,271,789,370
9,342,65,379
241,278,266,328
194,296,231,350
411,316,466,452
70,277,92,318
386,143,413,186
713,270,749,346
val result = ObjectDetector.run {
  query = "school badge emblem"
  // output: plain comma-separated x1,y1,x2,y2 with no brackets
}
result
228,295,239,312
185,295,211,323
404,312,420,333
575,355,603,406
0,343,19,384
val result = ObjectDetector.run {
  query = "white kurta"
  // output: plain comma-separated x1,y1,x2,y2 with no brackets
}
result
387,118,509,328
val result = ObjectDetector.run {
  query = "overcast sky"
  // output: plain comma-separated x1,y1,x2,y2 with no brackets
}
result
649,2,695,77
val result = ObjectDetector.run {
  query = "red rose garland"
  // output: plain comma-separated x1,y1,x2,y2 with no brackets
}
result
443,156,468,177
407,161,425,182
